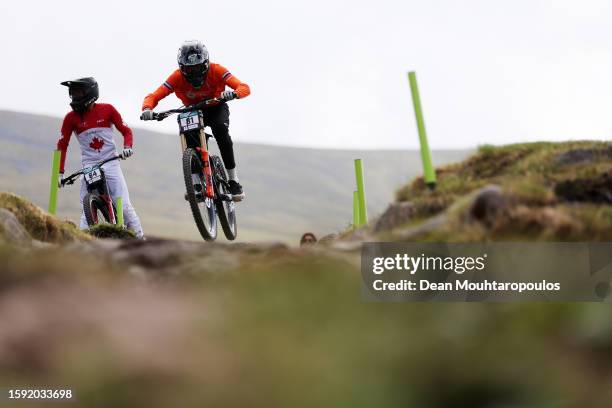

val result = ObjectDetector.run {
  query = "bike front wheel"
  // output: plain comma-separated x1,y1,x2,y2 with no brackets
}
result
183,148,217,241
83,193,114,227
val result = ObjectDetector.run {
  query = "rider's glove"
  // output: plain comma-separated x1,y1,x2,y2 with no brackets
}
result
58,173,64,188
140,109,154,121
121,147,133,159
221,90,237,101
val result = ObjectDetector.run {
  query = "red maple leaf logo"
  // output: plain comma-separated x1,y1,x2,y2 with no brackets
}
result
89,137,105,152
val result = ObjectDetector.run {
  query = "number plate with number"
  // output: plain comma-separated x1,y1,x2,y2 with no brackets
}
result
84,168,102,184
179,111,203,132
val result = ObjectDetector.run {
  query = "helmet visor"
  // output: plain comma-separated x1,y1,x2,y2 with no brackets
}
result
69,87,88,100
182,62,208,77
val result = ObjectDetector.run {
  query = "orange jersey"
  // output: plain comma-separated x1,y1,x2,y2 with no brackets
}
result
142,63,250,110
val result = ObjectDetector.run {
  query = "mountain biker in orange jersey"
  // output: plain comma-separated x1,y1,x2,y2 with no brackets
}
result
140,40,250,201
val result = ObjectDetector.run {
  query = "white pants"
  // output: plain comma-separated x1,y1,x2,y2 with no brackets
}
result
79,161,144,238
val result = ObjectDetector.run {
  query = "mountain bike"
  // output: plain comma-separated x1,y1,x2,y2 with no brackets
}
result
61,155,123,227
143,98,237,242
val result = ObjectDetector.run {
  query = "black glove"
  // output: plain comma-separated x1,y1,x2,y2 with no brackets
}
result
220,90,237,101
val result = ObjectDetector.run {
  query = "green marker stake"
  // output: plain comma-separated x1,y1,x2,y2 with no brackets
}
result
354,159,368,225
48,150,61,215
353,190,360,229
116,197,124,227
408,71,437,189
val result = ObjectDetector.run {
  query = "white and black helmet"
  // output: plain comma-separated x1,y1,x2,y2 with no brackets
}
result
178,40,210,88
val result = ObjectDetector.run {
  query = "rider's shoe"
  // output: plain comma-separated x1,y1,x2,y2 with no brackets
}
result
228,180,245,202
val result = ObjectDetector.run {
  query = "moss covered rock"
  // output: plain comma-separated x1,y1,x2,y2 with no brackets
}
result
0,192,90,243
87,224,137,240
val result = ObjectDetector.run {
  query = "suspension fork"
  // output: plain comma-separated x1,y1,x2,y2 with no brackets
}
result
197,132,214,199
101,177,117,223
104,195,117,224
180,129,215,199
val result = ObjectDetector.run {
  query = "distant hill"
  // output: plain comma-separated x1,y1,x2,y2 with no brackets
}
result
0,110,470,243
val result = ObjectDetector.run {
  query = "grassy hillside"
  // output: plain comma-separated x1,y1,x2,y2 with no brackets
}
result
367,141,612,242
0,110,469,243
0,142,611,406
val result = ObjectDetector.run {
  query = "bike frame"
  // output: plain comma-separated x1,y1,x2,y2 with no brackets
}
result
156,98,229,200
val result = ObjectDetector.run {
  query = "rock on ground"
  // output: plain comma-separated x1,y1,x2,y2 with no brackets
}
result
554,146,612,167
466,185,510,227
0,208,31,244
374,202,416,232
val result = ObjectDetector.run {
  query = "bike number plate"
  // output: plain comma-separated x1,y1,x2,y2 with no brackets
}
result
84,168,102,185
179,111,203,132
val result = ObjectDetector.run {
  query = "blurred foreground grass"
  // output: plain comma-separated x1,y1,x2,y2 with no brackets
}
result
0,243,611,407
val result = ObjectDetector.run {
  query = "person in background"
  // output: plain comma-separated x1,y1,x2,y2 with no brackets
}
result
300,232,318,246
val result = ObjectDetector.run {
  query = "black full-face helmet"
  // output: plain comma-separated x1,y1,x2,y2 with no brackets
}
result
178,40,210,88
61,77,99,114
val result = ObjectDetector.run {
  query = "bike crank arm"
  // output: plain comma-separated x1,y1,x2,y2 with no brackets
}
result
217,193,233,202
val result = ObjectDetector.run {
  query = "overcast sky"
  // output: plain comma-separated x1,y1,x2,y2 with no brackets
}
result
0,0,611,149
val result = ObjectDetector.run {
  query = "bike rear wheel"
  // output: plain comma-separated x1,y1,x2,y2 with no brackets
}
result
211,155,237,240
183,148,217,241
83,193,114,227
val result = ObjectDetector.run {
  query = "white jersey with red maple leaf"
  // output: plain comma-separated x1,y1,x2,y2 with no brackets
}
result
56,103,143,238
57,103,133,173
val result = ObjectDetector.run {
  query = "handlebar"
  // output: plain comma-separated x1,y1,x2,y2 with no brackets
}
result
145,97,228,122
61,155,123,186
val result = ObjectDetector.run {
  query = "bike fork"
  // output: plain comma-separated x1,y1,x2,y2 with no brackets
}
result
197,147,214,198
104,196,117,224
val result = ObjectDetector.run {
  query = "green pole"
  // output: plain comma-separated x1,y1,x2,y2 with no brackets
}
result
48,150,61,215
116,197,124,227
354,159,368,225
353,190,360,228
408,71,437,189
